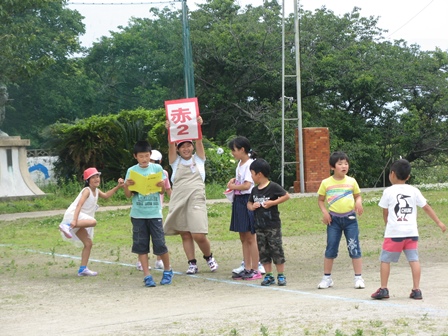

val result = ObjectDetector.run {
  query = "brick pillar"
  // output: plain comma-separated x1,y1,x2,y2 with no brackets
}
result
294,127,330,193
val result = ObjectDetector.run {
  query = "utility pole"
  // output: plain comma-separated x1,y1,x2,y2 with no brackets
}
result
182,0,195,98
281,0,304,192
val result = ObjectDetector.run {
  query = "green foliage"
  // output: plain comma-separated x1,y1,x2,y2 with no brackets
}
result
0,0,84,85
2,0,448,189
203,141,235,185
43,108,166,181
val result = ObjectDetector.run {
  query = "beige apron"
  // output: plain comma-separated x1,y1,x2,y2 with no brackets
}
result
164,156,208,235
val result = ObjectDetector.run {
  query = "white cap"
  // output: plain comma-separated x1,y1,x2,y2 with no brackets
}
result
150,149,163,161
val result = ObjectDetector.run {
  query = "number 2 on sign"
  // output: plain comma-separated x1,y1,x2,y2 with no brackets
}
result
176,124,189,136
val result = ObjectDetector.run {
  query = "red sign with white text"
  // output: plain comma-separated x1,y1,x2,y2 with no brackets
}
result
165,97,202,143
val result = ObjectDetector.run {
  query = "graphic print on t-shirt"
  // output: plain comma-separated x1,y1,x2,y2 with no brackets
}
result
394,194,412,221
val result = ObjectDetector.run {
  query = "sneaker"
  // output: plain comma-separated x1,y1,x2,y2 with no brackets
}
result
59,223,72,239
136,261,151,271
154,260,164,269
371,287,389,299
354,276,365,289
186,263,198,275
258,262,266,274
277,274,287,286
160,269,173,285
317,276,334,289
261,274,276,286
78,268,98,277
232,269,248,280
207,257,218,272
232,261,245,274
410,289,422,300
242,270,263,281
144,275,156,287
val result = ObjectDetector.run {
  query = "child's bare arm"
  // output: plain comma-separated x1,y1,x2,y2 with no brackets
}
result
228,180,251,191
123,179,135,198
194,117,205,160
165,120,178,164
263,193,290,209
167,140,177,164
353,193,363,216
156,179,166,194
71,189,90,228
382,208,388,225
166,188,172,197
422,204,446,232
99,178,124,199
318,194,331,225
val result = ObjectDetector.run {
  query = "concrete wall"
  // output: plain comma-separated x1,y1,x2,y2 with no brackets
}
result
27,156,58,186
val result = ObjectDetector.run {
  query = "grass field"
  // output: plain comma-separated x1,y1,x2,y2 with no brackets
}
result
1,187,448,335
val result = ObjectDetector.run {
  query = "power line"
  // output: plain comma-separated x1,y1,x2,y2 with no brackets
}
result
387,0,434,38
67,1,179,5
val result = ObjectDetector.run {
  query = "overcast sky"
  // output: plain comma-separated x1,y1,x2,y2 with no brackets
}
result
68,0,447,51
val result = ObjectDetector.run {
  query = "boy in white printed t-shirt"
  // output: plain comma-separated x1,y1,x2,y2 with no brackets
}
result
371,159,446,300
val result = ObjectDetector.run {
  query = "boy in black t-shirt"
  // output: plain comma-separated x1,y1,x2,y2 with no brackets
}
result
248,159,290,286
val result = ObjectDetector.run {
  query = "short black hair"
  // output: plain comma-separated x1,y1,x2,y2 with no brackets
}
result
133,140,152,154
329,151,350,168
390,159,411,180
249,158,270,178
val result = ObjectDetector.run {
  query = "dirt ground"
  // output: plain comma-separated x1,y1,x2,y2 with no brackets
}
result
1,230,448,336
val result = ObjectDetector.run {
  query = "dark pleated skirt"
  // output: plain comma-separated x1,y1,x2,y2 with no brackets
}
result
230,194,255,234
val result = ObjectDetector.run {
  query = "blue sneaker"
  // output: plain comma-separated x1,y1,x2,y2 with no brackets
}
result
261,275,276,286
160,269,173,285
277,274,287,286
144,275,156,287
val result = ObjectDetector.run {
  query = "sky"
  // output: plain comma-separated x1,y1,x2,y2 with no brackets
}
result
68,0,448,51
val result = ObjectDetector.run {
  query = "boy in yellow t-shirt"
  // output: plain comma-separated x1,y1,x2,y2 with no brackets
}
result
317,151,364,290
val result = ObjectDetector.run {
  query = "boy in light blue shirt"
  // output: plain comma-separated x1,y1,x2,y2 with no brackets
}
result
124,140,173,287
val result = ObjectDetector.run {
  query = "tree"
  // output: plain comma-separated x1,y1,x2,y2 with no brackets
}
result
81,8,185,116
0,0,84,135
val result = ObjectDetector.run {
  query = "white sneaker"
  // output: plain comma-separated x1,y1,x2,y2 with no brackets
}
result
59,223,72,239
318,276,334,289
207,257,218,272
136,261,151,271
355,276,365,289
154,260,164,269
186,263,198,275
258,262,266,274
232,261,245,274
78,268,98,276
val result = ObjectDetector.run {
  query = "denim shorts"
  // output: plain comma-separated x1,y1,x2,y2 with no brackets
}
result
324,213,362,259
131,217,168,255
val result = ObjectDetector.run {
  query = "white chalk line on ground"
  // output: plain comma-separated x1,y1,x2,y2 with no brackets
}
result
1,243,446,317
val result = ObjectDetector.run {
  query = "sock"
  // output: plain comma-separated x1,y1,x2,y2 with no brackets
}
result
355,274,362,278
278,273,284,277
266,272,273,277
324,273,331,277
78,266,86,273
203,253,213,261
188,259,197,265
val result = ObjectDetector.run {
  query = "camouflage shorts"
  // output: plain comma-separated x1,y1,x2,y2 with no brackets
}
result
256,227,286,265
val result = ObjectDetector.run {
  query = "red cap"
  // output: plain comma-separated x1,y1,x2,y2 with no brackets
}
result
83,167,101,180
